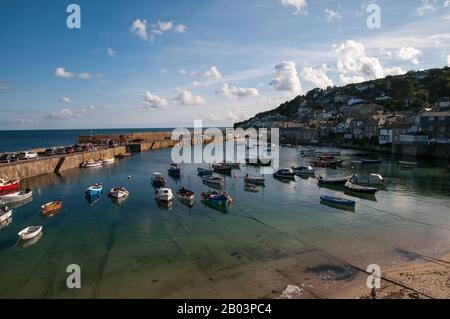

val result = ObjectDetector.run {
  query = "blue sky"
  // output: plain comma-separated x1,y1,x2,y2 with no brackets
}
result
0,0,449,130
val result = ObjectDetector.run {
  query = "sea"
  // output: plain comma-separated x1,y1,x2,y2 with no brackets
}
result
0,128,175,153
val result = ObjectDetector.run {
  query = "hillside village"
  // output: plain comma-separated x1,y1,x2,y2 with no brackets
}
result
234,67,450,155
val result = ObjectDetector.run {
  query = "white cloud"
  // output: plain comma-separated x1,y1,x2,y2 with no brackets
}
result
46,105,94,120
54,67,74,79
281,0,308,15
16,119,35,126
130,19,149,40
226,108,249,122
107,47,116,57
334,40,404,85
270,61,302,95
174,89,205,106
300,65,334,89
216,83,260,99
191,80,209,88
447,54,450,66
173,24,187,33
384,67,406,76
179,69,188,75
192,66,222,80
396,47,423,64
416,0,437,16
77,72,102,80
152,20,187,34
143,91,168,109
324,8,342,22
160,69,168,74
59,97,72,104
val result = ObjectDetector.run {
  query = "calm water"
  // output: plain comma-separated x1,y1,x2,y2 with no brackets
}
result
0,128,174,153
0,144,449,298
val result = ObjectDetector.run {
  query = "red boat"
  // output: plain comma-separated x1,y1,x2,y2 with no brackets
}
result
0,178,20,193
312,160,343,168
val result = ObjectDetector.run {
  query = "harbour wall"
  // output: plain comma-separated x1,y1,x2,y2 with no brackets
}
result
0,147,126,180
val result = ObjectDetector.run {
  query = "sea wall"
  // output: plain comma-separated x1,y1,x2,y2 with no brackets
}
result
0,146,126,180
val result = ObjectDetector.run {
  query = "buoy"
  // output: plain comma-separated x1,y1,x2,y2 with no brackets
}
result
128,176,131,180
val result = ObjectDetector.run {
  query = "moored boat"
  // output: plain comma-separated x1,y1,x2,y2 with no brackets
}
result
317,175,350,185
41,200,62,215
116,152,132,159
399,160,418,168
320,195,355,208
155,188,174,202
292,166,315,176
151,173,167,188
168,163,181,177
202,175,224,187
201,191,232,207
0,206,12,223
273,168,296,179
109,187,129,199
85,183,103,197
0,189,32,203
311,159,343,168
244,174,265,185
212,163,232,174
102,158,115,164
0,178,20,193
18,226,42,241
344,181,378,194
177,187,195,202
82,159,102,168
244,184,259,193
245,158,272,167
350,174,384,185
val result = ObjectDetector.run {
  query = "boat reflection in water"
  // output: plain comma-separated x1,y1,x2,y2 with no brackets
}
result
156,200,173,211
85,194,101,206
110,196,128,206
0,217,13,230
16,231,43,249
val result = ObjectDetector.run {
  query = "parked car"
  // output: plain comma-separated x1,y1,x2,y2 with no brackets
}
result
18,151,38,160
65,146,75,154
43,148,56,156
74,144,83,152
0,153,18,163
55,147,66,155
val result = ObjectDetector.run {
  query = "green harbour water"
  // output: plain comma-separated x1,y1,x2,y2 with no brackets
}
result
0,144,449,298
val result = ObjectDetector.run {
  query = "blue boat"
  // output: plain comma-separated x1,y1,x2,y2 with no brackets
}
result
320,195,355,208
361,159,382,165
273,168,296,179
168,164,181,177
85,183,103,197
201,191,232,207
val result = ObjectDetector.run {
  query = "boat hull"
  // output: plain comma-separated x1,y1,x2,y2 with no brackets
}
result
320,195,355,208
0,209,12,223
18,226,42,241
0,180,20,193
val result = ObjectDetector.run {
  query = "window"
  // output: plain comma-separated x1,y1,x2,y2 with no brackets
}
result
429,126,434,132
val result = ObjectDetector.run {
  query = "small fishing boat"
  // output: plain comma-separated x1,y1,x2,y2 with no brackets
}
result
102,158,115,164
109,187,129,199
320,195,355,208
168,163,181,177
212,163,232,174
18,226,42,241
273,168,296,179
350,174,384,185
226,162,241,169
0,178,20,193
201,191,232,207
82,159,102,168
244,184,259,193
151,173,167,188
399,160,418,168
177,187,195,202
244,174,265,185
0,189,32,203
202,175,224,187
155,188,173,202
0,206,12,223
318,155,335,161
41,200,62,215
317,175,351,185
344,181,378,194
361,159,382,165
292,166,315,176
197,168,213,176
300,147,316,157
85,183,103,196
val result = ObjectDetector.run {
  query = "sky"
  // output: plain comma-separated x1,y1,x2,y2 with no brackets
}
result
0,0,449,130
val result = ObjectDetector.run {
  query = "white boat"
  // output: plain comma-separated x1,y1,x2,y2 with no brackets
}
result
350,174,384,185
18,226,42,241
244,174,265,185
399,160,418,168
0,189,33,203
82,159,103,168
155,188,173,202
102,158,115,164
292,166,315,176
109,187,129,199
0,206,12,223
